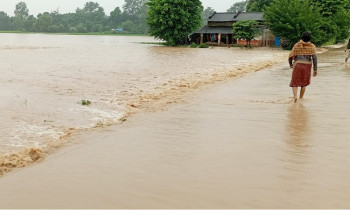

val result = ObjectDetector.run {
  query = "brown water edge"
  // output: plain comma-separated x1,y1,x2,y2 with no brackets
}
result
0,48,288,176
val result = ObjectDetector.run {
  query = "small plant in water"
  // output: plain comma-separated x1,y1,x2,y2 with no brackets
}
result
81,100,91,105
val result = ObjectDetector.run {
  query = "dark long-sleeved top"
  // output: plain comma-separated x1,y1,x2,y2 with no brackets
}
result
289,55,317,71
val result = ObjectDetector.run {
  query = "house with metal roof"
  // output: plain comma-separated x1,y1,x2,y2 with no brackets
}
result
191,11,273,46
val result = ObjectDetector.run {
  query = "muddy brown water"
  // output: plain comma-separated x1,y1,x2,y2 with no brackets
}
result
0,33,285,173
0,35,349,208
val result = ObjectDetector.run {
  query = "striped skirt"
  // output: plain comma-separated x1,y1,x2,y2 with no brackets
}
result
289,61,312,87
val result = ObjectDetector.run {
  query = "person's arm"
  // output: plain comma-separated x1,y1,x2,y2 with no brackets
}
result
289,57,293,68
312,54,317,77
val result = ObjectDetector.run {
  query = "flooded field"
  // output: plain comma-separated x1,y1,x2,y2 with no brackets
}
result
0,33,286,174
0,44,349,208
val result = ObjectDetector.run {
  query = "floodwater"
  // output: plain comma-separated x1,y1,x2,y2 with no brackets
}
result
0,33,285,173
0,45,349,208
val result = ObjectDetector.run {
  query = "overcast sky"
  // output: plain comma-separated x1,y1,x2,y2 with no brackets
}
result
0,0,237,16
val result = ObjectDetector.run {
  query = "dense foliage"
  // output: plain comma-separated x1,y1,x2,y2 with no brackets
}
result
264,0,350,48
202,7,215,27
147,0,203,45
227,0,273,12
232,20,259,46
0,1,149,34
246,0,273,12
227,1,248,12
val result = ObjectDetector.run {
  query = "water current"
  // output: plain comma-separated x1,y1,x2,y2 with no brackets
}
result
0,34,349,208
0,33,285,173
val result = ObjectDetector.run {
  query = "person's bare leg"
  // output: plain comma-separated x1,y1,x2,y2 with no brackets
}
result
292,87,298,102
300,86,306,99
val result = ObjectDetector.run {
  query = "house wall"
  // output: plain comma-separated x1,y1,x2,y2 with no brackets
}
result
208,22,234,27
237,39,262,46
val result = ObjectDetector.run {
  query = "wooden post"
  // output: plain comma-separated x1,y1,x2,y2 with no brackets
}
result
200,33,203,44
218,33,221,45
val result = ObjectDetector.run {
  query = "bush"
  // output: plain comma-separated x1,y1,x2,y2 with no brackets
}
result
190,43,198,48
198,43,209,48
81,100,91,105
281,40,290,50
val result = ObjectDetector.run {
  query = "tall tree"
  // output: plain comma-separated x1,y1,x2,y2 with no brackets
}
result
75,2,106,32
310,0,348,17
264,0,324,48
109,7,122,28
121,0,148,33
137,3,149,34
24,15,36,31
123,0,148,16
0,11,12,30
34,12,52,32
13,2,29,30
227,0,248,12
147,0,203,45
202,7,215,27
310,0,350,43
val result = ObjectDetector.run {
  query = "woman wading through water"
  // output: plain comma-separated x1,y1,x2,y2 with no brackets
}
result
288,32,318,103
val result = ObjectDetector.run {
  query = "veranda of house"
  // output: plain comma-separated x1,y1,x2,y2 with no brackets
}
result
191,11,276,47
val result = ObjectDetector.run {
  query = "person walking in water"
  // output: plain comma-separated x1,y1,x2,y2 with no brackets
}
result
345,38,350,63
288,32,317,103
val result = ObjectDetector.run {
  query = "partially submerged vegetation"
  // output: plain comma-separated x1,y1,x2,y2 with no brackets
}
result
81,100,91,106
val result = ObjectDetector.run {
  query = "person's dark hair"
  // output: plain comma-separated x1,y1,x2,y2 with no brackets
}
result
301,32,311,42
347,38,350,49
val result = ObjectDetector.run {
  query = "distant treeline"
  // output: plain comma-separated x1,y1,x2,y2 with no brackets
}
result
0,0,148,34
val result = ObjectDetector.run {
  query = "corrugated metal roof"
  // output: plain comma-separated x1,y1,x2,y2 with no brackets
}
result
234,12,264,21
208,12,264,22
209,12,238,22
195,25,234,34
193,12,264,35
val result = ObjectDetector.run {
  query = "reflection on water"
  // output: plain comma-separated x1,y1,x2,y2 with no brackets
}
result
286,102,310,148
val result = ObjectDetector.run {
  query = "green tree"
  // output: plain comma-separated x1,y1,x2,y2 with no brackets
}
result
123,0,148,17
121,0,149,33
147,0,203,45
310,0,348,17
24,15,36,31
121,20,138,32
13,2,29,30
137,3,149,34
35,12,52,32
202,7,215,27
109,7,122,28
75,2,106,32
233,20,259,46
246,0,273,12
310,0,350,43
227,0,248,12
264,0,324,48
0,11,12,30
331,9,350,42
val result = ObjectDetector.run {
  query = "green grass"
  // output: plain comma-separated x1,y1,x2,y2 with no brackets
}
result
0,31,30,34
